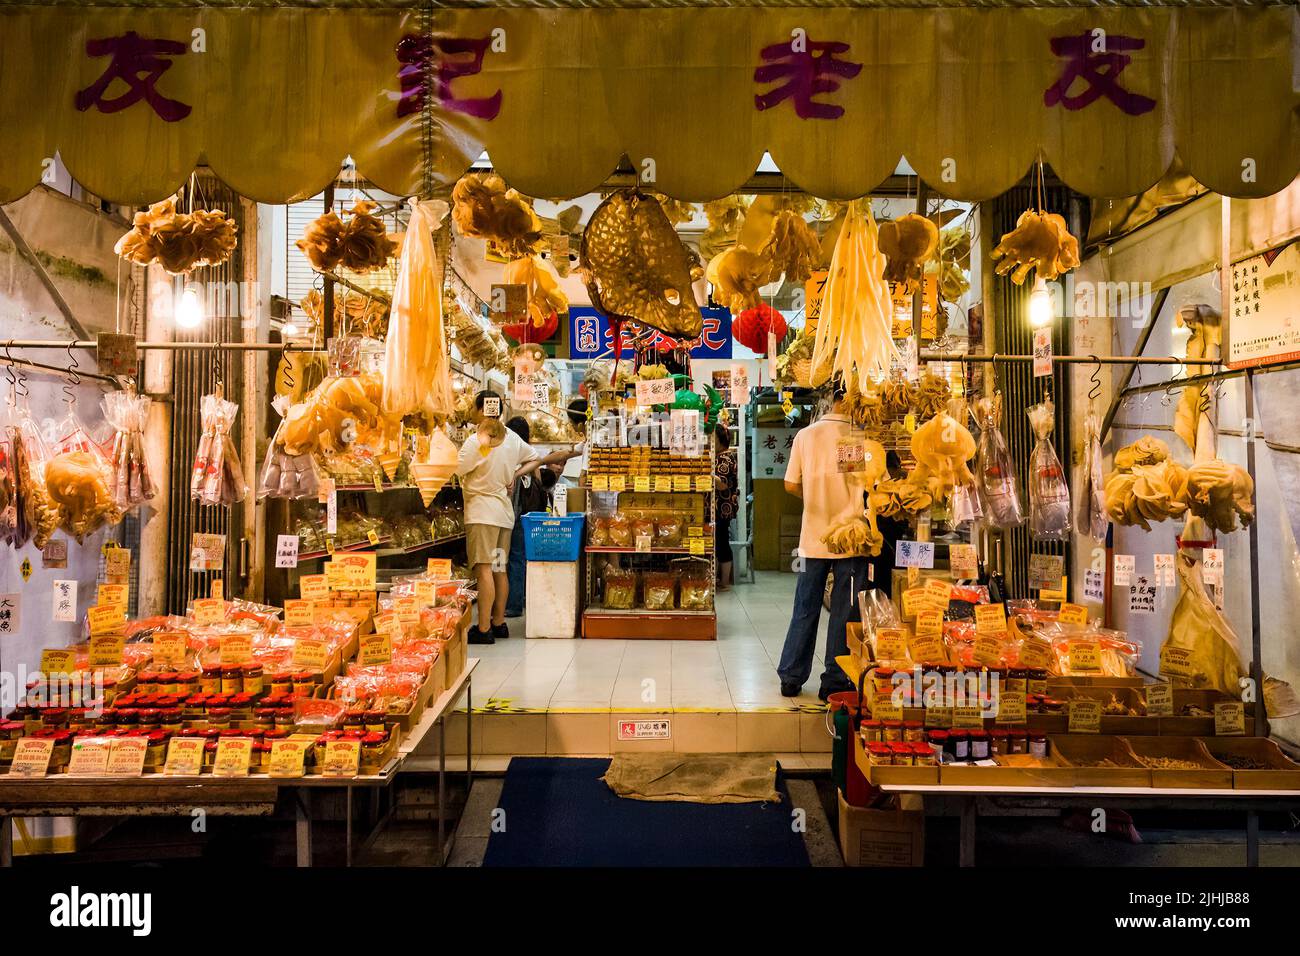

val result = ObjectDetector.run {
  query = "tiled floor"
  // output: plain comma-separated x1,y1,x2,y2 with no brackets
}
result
425,571,840,760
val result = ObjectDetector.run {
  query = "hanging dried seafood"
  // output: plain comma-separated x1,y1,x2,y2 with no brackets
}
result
758,210,821,284
878,213,939,294
115,198,237,275
811,202,896,392
822,444,887,556
651,193,698,226
775,331,827,389
974,393,1024,527
296,200,398,274
299,287,390,341
580,190,702,341
989,209,1080,284
910,411,977,503
1104,436,1188,531
383,199,454,420
502,255,568,328
1076,411,1107,539
870,477,934,518
191,392,247,506
1173,304,1222,454
929,226,972,301
1026,399,1070,541
451,172,542,258
1184,459,1254,533
706,246,769,313
102,390,155,509
700,196,749,260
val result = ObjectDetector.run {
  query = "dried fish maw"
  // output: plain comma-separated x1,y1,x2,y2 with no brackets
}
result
878,213,939,294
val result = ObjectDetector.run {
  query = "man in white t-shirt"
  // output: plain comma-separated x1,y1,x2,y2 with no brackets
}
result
776,377,871,701
457,390,539,644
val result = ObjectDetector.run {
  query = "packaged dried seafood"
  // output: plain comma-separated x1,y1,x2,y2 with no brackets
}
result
603,567,637,610
257,417,320,500
7,413,59,548
642,570,678,610
1075,410,1107,539
191,392,247,505
678,561,714,610
974,394,1023,527
1026,400,1070,541
45,415,124,542
102,389,155,509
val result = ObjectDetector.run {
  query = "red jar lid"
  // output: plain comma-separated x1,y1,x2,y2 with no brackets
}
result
361,732,386,744
867,742,891,754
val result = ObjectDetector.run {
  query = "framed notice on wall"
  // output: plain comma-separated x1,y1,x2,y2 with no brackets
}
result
1225,239,1300,369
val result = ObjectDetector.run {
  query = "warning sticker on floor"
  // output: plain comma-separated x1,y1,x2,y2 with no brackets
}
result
617,719,671,740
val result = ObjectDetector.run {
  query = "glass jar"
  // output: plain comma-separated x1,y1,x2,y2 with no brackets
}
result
292,672,317,698
881,720,903,742
40,708,69,729
872,667,895,696
950,729,970,761
887,742,913,766
1028,670,1049,696
1029,733,1048,759
1008,727,1028,755
364,711,387,735
343,710,366,733
361,732,388,769
220,665,243,696
138,709,162,733
969,729,990,761
241,665,264,697
1005,668,1029,695
270,674,293,696
989,729,1009,756
1041,697,1066,716
867,742,893,766
158,672,180,696
206,707,232,730
137,671,160,695
861,720,883,743
926,730,949,761
912,741,937,766
175,672,200,696
254,708,277,732
160,708,183,734
902,720,924,743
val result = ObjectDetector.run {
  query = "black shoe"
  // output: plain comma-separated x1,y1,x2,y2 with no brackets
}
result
780,682,802,698
818,684,854,703
467,626,495,645
492,621,510,640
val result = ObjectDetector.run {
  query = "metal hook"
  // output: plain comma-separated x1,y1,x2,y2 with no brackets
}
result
1087,355,1102,403
61,343,81,407
3,341,17,392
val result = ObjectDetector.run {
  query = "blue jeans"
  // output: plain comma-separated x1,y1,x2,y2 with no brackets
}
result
777,556,869,694
504,518,528,618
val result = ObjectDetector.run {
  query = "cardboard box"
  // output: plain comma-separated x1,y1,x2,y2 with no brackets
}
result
779,514,803,536
837,789,925,867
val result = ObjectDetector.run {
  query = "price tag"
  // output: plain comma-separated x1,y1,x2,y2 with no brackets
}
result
635,378,676,408
923,578,952,609
326,488,338,535
284,599,315,626
300,574,330,601
360,632,393,666
973,634,1004,666
211,578,223,602
609,475,627,492
164,738,205,775
728,363,750,402
635,534,653,553
1129,576,1157,615
322,739,362,777
106,737,148,777
590,475,609,492
1202,548,1225,585
673,475,691,492
414,580,437,606
875,627,909,661
687,525,704,538
96,583,127,608
633,476,651,493
1113,554,1135,586
909,631,945,662
104,546,131,580
152,631,188,666
913,608,944,636
42,538,68,569
335,552,378,589
1154,553,1176,587
901,587,930,620
268,739,309,778
1159,644,1195,679
1032,326,1053,377
1067,640,1102,672
894,540,935,569
50,580,77,624
996,692,1027,724
1018,637,1053,670
191,597,225,625
40,648,76,675
220,635,252,666
694,475,713,492
1028,553,1065,591
426,558,453,581
836,438,866,474
924,706,953,729
275,534,300,568
293,638,331,670
189,533,225,572
1083,568,1106,602
1058,603,1089,626
872,692,903,722
9,738,54,777
1146,683,1174,717
946,541,977,580
481,394,502,419
654,476,672,493
1041,577,1068,603
688,538,706,555
214,738,254,777
952,706,984,729
67,738,112,776
88,634,124,667
1214,701,1246,736
86,602,125,635
1068,699,1102,733
974,603,1007,635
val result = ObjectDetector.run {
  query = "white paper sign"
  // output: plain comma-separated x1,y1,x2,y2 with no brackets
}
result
0,592,20,634
1129,576,1157,615
1033,327,1053,377
1083,568,1106,603
635,378,676,408
729,363,750,401
52,580,77,624
326,488,338,535
482,395,501,419
894,540,936,569
1202,548,1225,585
275,534,300,569
1113,554,1135,586
1153,553,1176,587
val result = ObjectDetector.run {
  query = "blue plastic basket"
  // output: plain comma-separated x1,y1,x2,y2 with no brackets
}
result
521,512,585,562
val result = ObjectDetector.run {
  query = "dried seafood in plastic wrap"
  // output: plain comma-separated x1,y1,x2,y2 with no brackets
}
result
974,393,1023,527
295,200,398,274
452,173,542,258
878,213,939,294
191,392,247,505
45,416,123,542
642,570,677,610
1076,411,1107,539
258,417,320,500
1026,400,1070,541
678,562,714,610
0,404,17,545
384,199,454,421
603,566,637,610
102,390,155,509
811,202,897,391
115,198,237,275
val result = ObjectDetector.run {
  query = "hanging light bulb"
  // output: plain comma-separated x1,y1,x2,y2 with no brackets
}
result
175,284,204,329
1028,277,1054,328
282,320,299,337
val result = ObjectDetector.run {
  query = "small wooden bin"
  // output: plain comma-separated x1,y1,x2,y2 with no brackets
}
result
1198,737,1300,790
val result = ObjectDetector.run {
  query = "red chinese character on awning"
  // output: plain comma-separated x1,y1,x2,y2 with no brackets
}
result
74,31,191,122
1044,32,1156,117
396,34,502,120
753,39,861,120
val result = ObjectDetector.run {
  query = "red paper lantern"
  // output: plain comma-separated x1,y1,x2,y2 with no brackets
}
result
502,310,559,344
734,303,788,354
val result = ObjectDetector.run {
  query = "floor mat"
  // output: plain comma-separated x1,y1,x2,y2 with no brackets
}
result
483,757,811,867
602,753,780,804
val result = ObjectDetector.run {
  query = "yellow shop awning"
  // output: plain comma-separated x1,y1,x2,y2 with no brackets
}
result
1,2,1296,205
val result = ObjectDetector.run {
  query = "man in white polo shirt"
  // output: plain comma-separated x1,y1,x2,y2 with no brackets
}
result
776,376,871,701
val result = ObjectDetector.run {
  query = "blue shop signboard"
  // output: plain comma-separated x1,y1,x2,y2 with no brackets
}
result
568,306,732,360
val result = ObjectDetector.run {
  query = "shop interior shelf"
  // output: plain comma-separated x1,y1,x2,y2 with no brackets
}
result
297,536,394,561
585,545,713,554
375,534,466,557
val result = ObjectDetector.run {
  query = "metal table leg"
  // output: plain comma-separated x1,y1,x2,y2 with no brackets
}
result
959,797,977,868
295,792,313,868
1246,810,1259,867
437,715,446,863
0,816,11,868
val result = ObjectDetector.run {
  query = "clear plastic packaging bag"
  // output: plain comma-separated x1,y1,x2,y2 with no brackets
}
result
974,393,1023,527
45,413,123,542
258,415,320,499
1075,410,1107,539
1026,399,1070,541
9,411,59,548
102,390,155,509
191,392,247,505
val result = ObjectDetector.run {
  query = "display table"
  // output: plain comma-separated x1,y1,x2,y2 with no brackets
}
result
0,659,478,868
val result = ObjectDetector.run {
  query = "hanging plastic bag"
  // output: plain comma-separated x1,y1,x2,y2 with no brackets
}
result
973,393,1023,527
191,392,247,505
0,396,19,546
44,412,123,542
258,414,321,500
102,389,155,509
1075,410,1107,539
8,409,58,548
1026,399,1070,541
